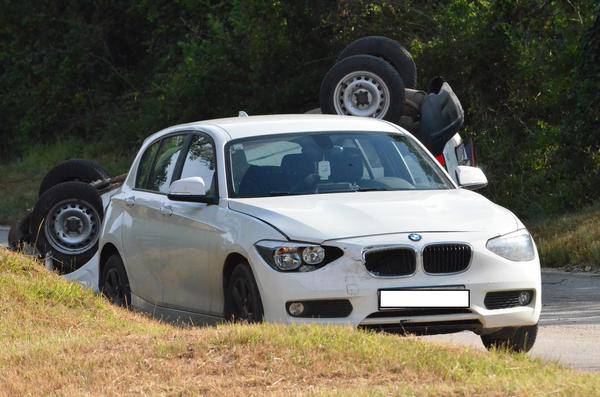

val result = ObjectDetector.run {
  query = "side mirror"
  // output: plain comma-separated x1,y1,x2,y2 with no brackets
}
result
168,177,214,203
456,166,487,190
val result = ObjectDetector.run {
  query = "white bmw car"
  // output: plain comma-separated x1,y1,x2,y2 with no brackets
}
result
98,114,541,352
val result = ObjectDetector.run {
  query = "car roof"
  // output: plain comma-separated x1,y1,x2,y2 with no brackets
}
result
156,114,404,141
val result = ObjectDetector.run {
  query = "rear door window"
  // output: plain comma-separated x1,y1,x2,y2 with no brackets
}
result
136,140,161,189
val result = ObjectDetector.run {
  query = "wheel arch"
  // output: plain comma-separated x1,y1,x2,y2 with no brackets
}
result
99,242,120,289
222,252,250,293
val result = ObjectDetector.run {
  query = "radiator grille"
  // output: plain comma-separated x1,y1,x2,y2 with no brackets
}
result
423,243,471,274
364,248,416,276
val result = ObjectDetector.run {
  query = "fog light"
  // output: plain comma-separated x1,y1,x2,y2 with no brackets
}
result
288,302,305,317
518,291,532,306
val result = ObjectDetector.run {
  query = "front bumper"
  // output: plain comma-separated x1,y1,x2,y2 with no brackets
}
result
249,231,541,333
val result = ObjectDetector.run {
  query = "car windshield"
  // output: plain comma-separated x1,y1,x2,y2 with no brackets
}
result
226,131,453,198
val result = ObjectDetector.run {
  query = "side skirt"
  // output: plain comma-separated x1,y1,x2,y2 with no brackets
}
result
131,293,225,326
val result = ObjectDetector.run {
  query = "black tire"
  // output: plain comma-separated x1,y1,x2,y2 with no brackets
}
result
225,263,264,323
337,36,417,89
100,253,131,308
30,181,104,274
481,324,538,353
39,159,110,197
8,212,31,251
320,54,405,122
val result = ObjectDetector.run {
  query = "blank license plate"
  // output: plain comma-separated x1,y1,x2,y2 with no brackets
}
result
379,289,470,309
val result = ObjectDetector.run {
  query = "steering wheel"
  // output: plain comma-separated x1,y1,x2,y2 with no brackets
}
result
289,173,319,194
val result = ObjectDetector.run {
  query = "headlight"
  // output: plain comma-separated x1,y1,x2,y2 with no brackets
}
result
486,229,535,261
255,240,343,272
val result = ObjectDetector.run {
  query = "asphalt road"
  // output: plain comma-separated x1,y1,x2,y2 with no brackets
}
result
0,227,8,248
0,228,598,371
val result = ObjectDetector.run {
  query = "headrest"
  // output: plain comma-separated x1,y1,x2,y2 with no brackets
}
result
231,149,248,167
330,147,363,183
281,153,315,175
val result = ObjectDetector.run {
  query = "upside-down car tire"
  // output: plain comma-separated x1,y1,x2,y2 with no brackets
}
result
101,254,131,308
38,159,110,197
225,263,264,323
337,36,417,89
30,181,104,274
480,324,538,353
320,54,405,122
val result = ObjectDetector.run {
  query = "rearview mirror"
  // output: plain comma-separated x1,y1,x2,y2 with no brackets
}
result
456,166,487,190
168,177,214,203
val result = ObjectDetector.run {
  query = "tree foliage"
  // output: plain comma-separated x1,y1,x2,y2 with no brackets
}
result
0,0,598,218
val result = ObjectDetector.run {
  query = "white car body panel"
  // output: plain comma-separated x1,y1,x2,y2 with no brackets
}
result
63,251,100,291
228,189,518,243
68,114,539,332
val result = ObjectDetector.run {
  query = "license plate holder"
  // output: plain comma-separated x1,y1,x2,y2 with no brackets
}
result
378,288,470,309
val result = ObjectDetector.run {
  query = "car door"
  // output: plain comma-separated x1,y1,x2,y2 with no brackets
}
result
159,132,223,314
119,133,188,305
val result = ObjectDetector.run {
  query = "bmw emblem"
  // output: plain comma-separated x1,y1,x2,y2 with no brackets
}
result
408,233,422,242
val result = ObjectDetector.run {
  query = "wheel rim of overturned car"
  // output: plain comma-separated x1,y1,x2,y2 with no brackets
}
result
333,70,391,118
44,198,101,255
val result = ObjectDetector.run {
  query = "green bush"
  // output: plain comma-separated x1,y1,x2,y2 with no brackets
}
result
0,0,598,220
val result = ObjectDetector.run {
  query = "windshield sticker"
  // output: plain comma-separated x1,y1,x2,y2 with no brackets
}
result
318,160,331,180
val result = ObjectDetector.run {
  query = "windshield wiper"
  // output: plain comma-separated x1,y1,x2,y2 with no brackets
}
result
354,187,388,192
269,191,292,196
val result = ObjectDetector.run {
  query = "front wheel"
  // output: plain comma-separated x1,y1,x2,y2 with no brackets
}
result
481,324,538,353
225,263,264,323
100,254,131,308
319,54,405,122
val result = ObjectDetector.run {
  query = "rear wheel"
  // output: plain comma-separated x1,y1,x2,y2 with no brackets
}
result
101,254,131,308
337,36,417,89
30,181,103,273
225,263,264,323
481,324,538,353
39,159,109,197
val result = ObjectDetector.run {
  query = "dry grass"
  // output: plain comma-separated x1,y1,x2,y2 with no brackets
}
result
530,203,600,269
1,249,599,396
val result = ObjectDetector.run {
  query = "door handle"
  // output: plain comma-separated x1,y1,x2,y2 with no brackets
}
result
160,204,173,216
124,196,136,207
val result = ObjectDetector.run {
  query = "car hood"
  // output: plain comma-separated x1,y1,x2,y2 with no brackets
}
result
228,189,519,243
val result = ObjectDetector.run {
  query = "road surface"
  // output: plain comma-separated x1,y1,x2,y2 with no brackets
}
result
0,227,8,248
0,229,598,370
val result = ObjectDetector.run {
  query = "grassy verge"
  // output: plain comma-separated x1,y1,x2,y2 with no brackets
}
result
529,203,600,269
0,138,132,225
1,249,599,396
